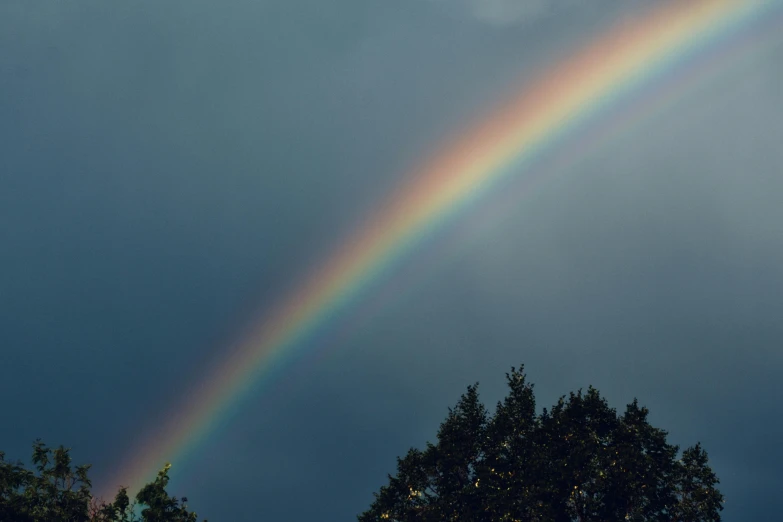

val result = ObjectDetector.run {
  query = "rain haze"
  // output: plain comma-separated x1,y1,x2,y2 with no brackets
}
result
1,0,782,520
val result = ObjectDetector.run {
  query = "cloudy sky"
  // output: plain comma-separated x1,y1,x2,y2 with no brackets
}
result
2,0,782,520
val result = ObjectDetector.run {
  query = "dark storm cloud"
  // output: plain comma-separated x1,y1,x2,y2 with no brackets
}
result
1,0,781,520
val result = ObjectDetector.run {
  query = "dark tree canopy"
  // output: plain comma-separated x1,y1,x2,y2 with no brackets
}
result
0,440,92,522
0,441,205,522
359,366,724,522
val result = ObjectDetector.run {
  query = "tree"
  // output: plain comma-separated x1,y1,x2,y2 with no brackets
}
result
0,440,92,522
89,486,137,522
358,366,724,522
134,464,203,522
0,441,206,522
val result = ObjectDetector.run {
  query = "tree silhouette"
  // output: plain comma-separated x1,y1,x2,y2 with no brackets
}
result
0,441,205,522
0,440,92,522
358,366,724,522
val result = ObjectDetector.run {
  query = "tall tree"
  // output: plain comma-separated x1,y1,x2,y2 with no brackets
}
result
358,366,724,522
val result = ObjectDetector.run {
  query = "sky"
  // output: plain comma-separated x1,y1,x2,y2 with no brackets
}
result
1,0,782,520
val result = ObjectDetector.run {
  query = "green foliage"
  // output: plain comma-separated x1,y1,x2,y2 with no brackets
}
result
358,366,725,522
0,442,206,522
0,440,92,522
135,464,204,522
90,487,138,522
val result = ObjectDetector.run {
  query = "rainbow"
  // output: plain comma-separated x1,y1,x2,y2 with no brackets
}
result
104,0,782,498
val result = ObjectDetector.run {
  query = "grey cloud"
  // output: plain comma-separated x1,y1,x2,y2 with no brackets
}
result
1,0,781,520
425,0,593,26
